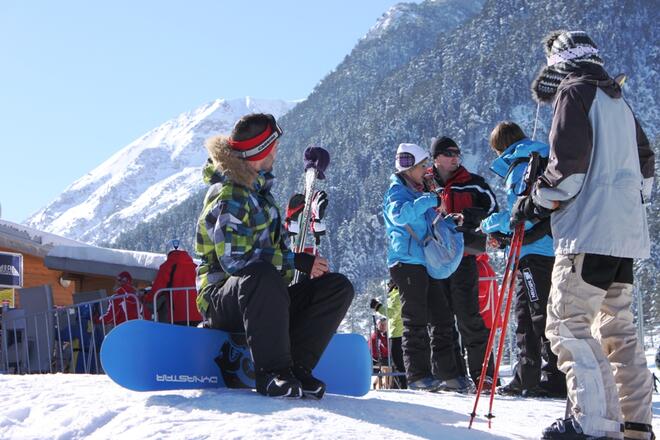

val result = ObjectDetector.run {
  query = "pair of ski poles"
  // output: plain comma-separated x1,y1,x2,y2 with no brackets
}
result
468,221,526,429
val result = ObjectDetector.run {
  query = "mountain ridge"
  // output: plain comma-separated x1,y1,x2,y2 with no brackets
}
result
26,97,297,243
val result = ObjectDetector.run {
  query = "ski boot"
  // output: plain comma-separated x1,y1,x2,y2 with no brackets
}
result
408,376,443,392
292,364,326,399
542,416,621,439
255,368,303,398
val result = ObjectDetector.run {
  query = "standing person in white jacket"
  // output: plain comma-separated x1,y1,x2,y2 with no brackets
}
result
511,30,655,440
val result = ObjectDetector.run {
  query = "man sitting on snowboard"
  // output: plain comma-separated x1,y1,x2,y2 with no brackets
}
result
195,113,354,399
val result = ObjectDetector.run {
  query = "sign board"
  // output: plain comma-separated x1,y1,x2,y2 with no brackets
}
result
0,289,15,308
0,252,23,288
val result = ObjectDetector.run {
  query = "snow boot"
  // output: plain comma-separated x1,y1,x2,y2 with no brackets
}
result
476,375,494,395
408,377,443,391
497,379,524,396
256,368,303,398
292,364,326,399
623,421,655,440
542,416,621,439
440,376,473,393
520,385,550,398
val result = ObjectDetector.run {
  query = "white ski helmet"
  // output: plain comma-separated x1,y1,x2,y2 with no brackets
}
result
395,143,429,172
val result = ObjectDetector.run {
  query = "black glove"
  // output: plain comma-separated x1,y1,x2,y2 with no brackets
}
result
369,298,381,310
510,195,536,227
510,195,552,227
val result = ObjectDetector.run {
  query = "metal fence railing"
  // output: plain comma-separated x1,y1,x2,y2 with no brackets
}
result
0,287,201,375
0,294,141,375
151,287,201,326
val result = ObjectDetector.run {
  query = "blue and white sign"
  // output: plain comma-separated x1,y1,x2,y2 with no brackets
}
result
0,252,23,288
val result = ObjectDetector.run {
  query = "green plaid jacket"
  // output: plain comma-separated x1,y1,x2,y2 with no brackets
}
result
195,162,295,316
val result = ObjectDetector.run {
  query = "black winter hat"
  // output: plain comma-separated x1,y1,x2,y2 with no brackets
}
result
431,136,460,158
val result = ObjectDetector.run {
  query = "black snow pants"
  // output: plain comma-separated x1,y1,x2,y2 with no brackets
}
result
390,262,459,383
206,261,354,372
511,254,565,392
435,255,494,382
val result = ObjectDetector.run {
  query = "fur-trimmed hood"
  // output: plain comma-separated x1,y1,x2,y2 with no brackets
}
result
204,135,258,188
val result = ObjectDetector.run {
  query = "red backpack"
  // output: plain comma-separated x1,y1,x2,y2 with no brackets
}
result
145,250,202,324
476,253,500,329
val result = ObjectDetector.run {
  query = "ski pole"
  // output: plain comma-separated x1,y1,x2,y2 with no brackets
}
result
469,223,524,428
485,223,525,427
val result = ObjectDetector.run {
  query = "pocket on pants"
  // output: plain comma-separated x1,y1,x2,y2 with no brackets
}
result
550,254,580,319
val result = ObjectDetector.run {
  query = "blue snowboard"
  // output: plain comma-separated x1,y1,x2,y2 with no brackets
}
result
100,320,372,397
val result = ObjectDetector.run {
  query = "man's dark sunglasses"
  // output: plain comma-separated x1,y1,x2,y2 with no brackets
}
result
438,149,461,158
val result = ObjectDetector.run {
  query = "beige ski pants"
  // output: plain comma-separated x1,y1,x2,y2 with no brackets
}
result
545,253,652,439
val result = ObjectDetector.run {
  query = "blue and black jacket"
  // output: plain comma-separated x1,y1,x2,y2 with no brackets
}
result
480,138,554,259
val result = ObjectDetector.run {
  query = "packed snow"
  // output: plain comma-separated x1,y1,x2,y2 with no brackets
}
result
1,355,658,439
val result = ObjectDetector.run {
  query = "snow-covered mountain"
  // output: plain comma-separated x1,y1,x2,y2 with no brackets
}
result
26,97,297,244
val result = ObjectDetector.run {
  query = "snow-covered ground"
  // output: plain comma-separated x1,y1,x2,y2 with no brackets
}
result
1,357,658,439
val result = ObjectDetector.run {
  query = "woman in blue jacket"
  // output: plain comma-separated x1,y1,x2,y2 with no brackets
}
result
383,143,462,391
480,122,565,398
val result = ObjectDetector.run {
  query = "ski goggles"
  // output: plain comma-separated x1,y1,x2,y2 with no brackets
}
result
228,114,283,160
396,152,417,169
396,152,428,170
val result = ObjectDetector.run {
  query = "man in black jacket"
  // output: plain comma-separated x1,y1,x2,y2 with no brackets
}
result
425,137,498,391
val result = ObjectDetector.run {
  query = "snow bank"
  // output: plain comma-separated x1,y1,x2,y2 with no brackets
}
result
0,367,658,439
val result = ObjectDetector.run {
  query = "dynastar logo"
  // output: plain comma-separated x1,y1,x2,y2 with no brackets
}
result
156,374,219,384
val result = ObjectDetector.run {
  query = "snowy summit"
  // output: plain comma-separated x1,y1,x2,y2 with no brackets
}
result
25,97,297,245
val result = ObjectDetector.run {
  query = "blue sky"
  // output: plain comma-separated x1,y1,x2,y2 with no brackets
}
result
0,0,416,223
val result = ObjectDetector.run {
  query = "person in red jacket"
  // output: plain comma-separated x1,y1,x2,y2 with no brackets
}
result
370,317,389,364
95,271,141,326
144,242,202,326
425,136,498,391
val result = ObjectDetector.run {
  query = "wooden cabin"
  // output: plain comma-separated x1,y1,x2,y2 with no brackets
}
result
0,219,164,306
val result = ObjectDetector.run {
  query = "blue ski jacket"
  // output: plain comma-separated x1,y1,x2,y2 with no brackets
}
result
383,173,439,269
480,138,554,259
